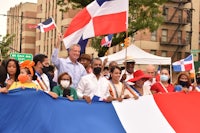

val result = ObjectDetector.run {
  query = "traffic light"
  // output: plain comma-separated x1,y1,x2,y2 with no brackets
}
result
124,37,130,47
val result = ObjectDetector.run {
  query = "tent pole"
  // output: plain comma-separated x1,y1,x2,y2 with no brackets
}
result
170,64,173,84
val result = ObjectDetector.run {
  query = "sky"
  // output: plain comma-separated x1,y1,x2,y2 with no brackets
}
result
0,0,37,40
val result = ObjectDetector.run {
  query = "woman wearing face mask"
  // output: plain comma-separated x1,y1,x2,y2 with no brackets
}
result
174,72,193,92
52,72,78,101
150,68,174,94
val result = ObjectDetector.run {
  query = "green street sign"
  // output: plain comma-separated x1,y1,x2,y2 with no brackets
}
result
10,53,33,62
191,50,200,53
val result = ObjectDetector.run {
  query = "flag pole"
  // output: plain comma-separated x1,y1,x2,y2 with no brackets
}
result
170,64,173,84
125,31,128,60
124,31,129,76
192,54,196,83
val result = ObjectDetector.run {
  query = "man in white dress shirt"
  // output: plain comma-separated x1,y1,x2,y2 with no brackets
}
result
77,58,112,103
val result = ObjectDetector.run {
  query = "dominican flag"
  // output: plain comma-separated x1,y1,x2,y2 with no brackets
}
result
101,34,113,47
1,89,200,133
172,54,194,72
37,18,56,32
63,0,128,49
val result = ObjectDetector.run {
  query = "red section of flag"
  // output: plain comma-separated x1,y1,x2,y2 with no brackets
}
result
63,8,91,37
184,64,193,71
93,12,127,36
43,24,56,32
153,92,200,133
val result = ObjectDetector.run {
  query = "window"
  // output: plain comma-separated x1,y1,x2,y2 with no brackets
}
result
161,51,167,57
151,31,157,41
186,32,190,45
38,45,40,53
150,50,156,55
161,29,168,42
39,32,41,40
177,31,182,44
163,7,168,20
39,4,42,12
178,10,182,23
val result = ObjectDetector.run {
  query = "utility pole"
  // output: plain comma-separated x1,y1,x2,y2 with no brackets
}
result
19,12,23,53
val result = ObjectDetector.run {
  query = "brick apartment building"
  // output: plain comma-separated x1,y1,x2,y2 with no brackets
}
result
7,2,37,55
6,0,200,62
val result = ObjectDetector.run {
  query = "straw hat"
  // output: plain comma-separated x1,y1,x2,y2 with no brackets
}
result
128,70,151,82
125,56,135,63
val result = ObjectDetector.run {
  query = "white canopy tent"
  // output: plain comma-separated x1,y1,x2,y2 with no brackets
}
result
101,45,171,65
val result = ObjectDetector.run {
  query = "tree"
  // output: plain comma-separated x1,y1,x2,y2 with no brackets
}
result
0,34,15,59
57,0,167,56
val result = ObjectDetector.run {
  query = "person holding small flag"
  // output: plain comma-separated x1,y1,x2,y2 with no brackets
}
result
174,72,194,93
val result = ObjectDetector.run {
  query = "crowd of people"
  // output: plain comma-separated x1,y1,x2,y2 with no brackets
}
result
1,34,200,103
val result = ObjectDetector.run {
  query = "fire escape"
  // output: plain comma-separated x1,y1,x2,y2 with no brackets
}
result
161,0,192,61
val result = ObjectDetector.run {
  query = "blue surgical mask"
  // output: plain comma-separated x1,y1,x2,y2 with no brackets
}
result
160,74,169,81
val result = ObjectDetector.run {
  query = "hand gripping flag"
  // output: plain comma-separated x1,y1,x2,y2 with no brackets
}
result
37,18,56,32
63,0,128,49
101,34,113,47
172,54,194,72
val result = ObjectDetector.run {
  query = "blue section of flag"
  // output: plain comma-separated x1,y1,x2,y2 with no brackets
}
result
78,36,88,54
173,65,182,72
42,18,53,25
96,0,112,6
107,34,113,40
184,54,192,61
0,89,125,133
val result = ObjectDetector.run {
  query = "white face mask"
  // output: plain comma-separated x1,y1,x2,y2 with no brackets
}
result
60,80,70,88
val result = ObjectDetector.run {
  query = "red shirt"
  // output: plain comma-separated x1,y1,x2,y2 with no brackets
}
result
150,82,174,93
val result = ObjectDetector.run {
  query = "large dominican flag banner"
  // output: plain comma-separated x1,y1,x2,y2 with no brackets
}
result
172,54,194,72
1,89,200,133
63,0,128,49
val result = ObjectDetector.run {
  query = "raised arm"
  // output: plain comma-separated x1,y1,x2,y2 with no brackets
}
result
51,33,63,68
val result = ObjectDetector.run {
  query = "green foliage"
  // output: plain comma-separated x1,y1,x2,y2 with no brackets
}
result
56,0,92,12
57,0,167,56
0,34,15,59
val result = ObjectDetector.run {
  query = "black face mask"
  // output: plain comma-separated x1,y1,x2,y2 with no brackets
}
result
93,67,102,75
179,80,189,87
197,78,200,84
42,66,49,74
